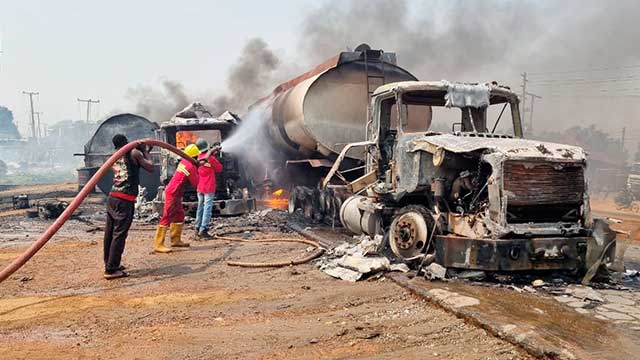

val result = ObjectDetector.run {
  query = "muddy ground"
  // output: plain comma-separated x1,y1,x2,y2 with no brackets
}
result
0,188,532,360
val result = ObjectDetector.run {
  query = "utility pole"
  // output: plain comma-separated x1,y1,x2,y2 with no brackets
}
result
621,127,626,151
22,90,39,141
525,92,541,135
520,72,528,131
77,98,100,123
34,111,42,140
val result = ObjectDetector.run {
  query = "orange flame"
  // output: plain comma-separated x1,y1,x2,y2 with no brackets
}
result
176,131,199,149
266,188,288,210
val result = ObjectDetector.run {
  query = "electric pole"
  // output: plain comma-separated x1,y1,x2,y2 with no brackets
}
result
35,111,44,140
525,92,541,135
22,90,39,140
520,72,528,130
77,98,100,123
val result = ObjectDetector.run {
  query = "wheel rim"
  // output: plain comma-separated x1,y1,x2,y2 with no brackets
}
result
389,211,428,259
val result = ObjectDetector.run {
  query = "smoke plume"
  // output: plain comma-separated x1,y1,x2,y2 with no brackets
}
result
127,38,281,121
299,0,640,141
125,0,640,158
214,38,280,112
125,80,190,123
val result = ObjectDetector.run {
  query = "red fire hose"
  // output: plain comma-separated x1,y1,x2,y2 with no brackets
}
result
0,138,197,284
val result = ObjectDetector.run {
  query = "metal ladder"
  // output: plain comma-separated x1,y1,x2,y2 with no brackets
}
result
364,49,387,101
363,49,386,172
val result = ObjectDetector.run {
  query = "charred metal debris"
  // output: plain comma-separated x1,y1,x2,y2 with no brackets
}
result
325,80,621,278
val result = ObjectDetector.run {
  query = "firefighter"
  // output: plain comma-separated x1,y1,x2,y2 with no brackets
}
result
194,139,223,239
153,144,201,253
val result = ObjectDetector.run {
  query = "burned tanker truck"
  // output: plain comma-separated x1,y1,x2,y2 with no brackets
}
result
254,45,617,273
329,81,618,273
254,44,421,218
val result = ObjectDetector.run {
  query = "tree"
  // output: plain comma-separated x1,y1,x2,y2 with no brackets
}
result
0,106,20,139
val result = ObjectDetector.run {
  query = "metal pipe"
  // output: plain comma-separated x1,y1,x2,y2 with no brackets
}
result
0,138,197,284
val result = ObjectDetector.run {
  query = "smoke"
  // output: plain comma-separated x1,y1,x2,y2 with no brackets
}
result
125,79,190,123
214,38,281,112
126,38,281,122
300,1,640,81
299,0,640,156
125,1,640,160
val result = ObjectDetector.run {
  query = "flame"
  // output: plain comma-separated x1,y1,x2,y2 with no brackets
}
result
266,188,288,210
176,131,199,149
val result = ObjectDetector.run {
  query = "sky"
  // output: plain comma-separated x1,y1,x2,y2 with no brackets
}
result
2,0,640,152
0,0,313,133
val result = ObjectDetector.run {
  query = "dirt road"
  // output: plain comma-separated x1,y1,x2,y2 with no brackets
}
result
0,207,531,360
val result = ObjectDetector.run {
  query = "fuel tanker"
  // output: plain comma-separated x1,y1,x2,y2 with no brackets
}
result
251,44,426,218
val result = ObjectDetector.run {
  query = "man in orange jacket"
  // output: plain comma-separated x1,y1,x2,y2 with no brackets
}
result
153,144,200,253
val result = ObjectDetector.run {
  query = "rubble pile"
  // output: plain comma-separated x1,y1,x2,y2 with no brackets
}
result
318,234,410,282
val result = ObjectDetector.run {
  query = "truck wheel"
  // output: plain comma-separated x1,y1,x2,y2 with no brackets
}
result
388,205,433,261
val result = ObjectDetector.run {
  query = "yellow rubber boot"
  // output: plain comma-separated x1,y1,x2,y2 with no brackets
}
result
153,225,172,253
170,223,190,248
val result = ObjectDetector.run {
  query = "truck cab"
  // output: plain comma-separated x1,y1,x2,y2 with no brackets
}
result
154,103,255,216
627,162,640,197
336,80,615,272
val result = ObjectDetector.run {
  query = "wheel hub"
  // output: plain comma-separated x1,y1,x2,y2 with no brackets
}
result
389,210,429,260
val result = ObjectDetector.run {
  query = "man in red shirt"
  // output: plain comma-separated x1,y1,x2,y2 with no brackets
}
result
153,144,200,253
194,139,223,239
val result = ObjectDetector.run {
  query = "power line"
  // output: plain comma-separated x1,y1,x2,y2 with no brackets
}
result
528,76,640,85
528,64,640,76
77,98,100,123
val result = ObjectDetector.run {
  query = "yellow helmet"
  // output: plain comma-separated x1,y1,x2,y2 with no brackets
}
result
183,144,201,157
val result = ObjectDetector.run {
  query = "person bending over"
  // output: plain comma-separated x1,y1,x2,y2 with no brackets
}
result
153,144,200,253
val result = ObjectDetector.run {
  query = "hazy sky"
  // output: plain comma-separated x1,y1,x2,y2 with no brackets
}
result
0,0,315,133
2,0,640,150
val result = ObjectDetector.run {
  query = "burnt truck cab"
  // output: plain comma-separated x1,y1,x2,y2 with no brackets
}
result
335,80,616,272
155,105,255,216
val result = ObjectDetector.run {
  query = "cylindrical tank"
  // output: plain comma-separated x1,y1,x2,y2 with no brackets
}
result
78,113,161,199
261,47,422,161
340,195,383,236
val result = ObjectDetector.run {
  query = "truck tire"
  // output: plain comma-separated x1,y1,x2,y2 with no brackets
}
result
386,205,435,262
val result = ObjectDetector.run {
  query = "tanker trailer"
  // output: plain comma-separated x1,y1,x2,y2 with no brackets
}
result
75,113,162,199
252,44,430,219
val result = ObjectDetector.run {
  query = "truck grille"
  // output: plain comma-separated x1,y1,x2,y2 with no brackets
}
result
503,161,584,223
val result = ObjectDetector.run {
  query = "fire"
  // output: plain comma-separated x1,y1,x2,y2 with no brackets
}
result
266,188,288,210
176,131,199,149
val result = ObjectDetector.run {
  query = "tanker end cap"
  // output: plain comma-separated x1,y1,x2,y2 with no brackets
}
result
354,43,372,52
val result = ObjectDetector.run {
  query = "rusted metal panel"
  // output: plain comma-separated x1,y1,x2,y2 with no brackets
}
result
407,133,586,162
434,235,588,271
503,161,585,206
